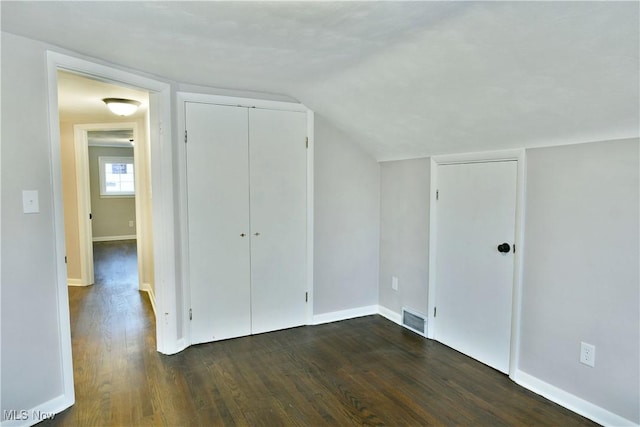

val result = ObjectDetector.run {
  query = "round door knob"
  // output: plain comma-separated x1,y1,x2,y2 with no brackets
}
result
254,232,260,236
497,243,511,253
240,233,246,237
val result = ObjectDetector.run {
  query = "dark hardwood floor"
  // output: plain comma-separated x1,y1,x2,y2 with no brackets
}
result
92,240,139,287
43,243,595,426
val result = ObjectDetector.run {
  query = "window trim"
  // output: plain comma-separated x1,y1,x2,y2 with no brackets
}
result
98,155,135,197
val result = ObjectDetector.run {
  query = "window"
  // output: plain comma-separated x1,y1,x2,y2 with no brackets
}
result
99,156,135,197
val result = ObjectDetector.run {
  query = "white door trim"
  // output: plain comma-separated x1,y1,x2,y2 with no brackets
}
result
46,51,180,391
305,110,315,325
73,122,140,287
176,92,314,347
427,148,526,379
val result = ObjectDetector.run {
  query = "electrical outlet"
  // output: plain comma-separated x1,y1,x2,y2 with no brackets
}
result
391,276,398,291
580,342,596,367
129,220,134,228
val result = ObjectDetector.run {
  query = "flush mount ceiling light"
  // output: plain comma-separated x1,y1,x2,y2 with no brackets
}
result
102,98,141,116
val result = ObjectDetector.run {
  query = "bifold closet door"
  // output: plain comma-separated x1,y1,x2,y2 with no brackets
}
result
249,109,307,334
186,102,251,344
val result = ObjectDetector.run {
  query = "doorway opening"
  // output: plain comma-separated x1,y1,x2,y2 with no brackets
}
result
58,71,155,305
56,70,160,402
86,127,143,296
46,51,178,411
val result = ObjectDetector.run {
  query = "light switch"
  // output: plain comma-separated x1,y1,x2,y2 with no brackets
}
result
22,190,39,214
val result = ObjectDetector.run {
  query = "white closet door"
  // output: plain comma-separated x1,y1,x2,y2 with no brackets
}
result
248,109,307,334
434,161,517,373
186,102,251,344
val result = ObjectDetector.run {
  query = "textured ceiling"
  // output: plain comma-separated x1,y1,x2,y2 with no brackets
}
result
2,1,638,160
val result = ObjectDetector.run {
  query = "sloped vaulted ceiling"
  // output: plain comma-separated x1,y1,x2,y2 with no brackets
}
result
2,1,638,160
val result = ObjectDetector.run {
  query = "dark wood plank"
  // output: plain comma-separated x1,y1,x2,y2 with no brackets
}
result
40,241,597,426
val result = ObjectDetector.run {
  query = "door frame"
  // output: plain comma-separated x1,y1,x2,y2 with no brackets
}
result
176,92,314,347
73,122,141,288
46,50,180,393
427,148,526,378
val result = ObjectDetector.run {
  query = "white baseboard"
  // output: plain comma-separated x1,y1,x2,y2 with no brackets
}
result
312,305,403,326
513,370,638,427
0,392,73,427
161,338,189,356
176,338,188,352
92,235,136,242
312,305,378,325
377,305,402,325
66,278,87,287
140,282,156,316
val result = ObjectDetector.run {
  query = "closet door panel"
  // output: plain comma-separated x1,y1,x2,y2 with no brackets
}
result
249,109,307,334
186,102,251,344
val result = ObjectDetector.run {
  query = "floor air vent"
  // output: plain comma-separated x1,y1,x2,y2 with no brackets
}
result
402,308,427,337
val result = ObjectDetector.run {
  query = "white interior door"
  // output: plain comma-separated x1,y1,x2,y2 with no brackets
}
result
248,108,308,334
186,102,251,344
434,161,517,373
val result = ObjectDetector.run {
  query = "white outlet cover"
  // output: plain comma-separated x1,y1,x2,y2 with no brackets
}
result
580,342,596,367
391,276,398,291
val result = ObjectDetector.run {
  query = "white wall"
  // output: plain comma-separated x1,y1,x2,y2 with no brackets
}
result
520,138,639,423
379,158,430,317
1,32,67,418
313,115,380,316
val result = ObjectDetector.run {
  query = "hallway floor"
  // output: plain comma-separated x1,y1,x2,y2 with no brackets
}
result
44,239,154,425
92,240,139,288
